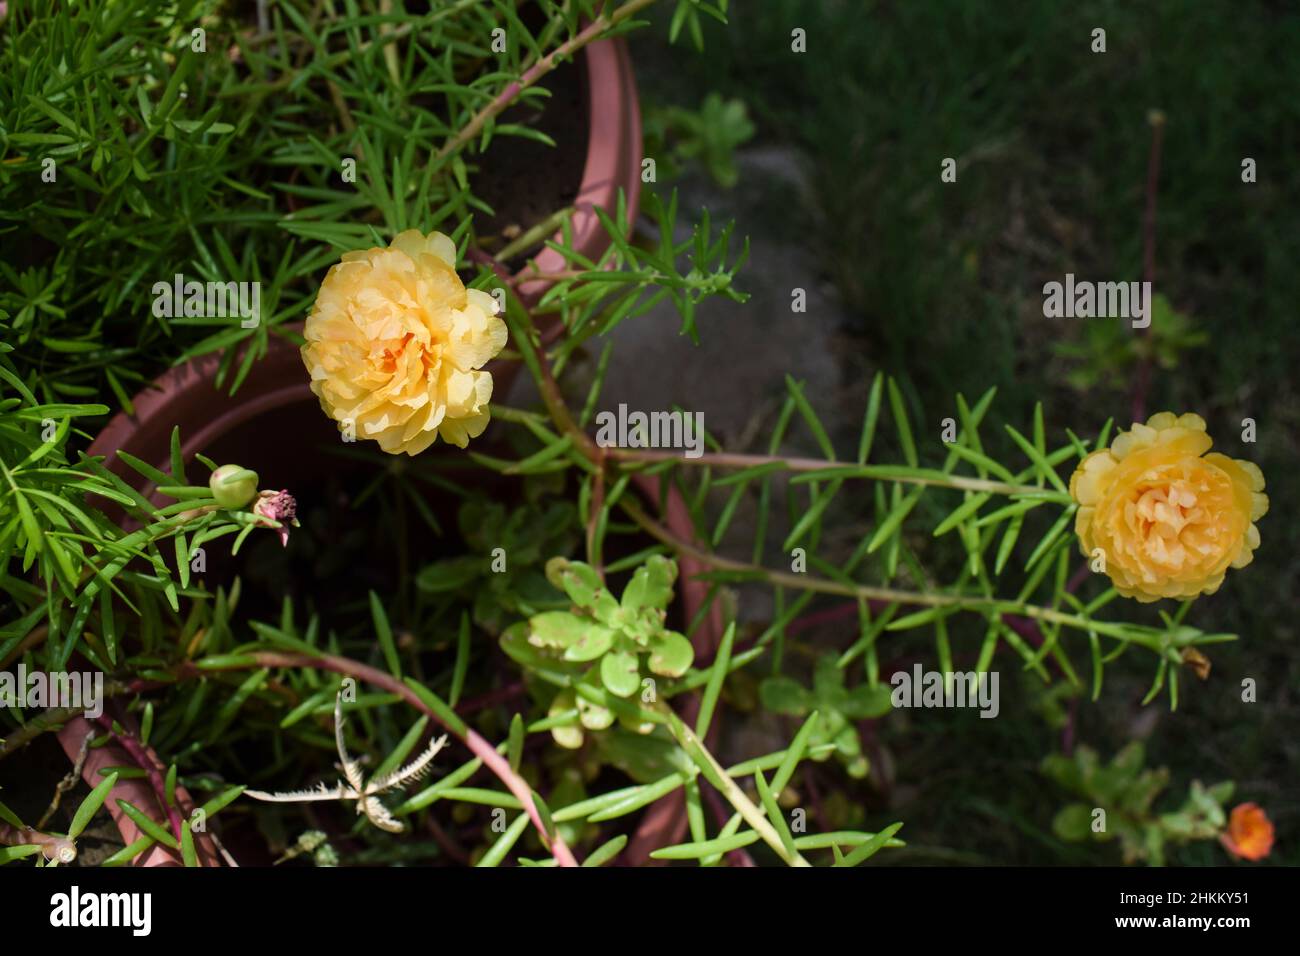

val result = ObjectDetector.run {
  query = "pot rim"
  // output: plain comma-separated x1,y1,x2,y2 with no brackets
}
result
88,36,641,475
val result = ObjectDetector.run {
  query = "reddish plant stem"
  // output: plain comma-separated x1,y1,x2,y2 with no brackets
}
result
858,718,891,803
454,681,525,715
1062,696,1079,756
186,652,580,867
628,498,1075,667
1066,561,1092,593
611,447,1047,498
433,0,656,164
801,764,829,835
1130,111,1165,425
96,711,185,842
1058,114,1167,750
465,246,512,285
786,601,859,636
425,814,471,866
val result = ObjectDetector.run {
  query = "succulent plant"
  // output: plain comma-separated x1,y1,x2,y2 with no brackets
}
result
500,555,693,748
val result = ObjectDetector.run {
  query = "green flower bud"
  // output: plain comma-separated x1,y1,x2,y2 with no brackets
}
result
209,464,259,509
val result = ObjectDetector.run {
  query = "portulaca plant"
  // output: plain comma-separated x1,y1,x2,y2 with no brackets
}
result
0,0,1275,872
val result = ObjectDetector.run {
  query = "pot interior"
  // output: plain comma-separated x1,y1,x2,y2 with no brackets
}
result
470,6,590,268
176,391,493,627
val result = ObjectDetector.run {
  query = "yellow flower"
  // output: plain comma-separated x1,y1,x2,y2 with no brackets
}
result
301,230,506,455
1070,412,1267,602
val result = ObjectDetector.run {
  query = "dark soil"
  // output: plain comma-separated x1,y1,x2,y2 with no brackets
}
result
183,400,467,627
0,733,124,867
470,53,589,268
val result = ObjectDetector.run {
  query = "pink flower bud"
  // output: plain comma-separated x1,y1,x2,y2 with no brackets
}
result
252,490,300,547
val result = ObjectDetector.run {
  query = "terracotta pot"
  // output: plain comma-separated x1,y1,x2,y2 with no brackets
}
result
55,715,223,867
75,37,644,865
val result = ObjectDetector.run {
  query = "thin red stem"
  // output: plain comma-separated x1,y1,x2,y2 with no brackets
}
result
96,712,185,842
189,652,580,867
1131,112,1165,424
